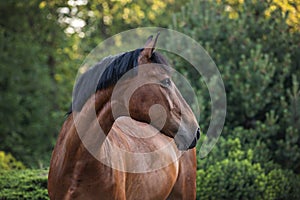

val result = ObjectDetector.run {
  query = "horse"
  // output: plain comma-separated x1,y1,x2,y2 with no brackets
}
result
48,34,201,200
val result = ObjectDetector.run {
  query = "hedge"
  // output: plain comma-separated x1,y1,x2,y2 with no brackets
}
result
0,169,49,200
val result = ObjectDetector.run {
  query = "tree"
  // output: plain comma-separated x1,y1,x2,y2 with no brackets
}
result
0,0,78,167
53,0,189,52
173,0,300,173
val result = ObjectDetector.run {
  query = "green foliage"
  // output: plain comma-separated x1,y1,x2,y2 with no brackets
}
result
173,0,300,172
275,75,300,171
173,0,299,128
0,0,54,167
0,0,80,167
196,137,300,200
0,151,25,170
52,0,190,52
173,0,300,198
0,169,49,200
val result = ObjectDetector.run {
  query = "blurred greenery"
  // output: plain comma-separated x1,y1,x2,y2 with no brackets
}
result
0,169,49,200
0,0,300,199
0,151,25,170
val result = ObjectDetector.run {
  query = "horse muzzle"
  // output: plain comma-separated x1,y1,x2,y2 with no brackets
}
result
188,127,201,149
175,127,201,151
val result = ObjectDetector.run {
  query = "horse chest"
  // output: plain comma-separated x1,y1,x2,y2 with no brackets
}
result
124,165,179,200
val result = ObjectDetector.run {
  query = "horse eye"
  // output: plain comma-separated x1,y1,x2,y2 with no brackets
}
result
160,78,171,87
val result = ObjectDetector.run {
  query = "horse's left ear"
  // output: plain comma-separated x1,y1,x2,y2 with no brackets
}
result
139,32,160,63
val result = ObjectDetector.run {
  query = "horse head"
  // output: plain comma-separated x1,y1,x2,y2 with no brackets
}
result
112,34,200,151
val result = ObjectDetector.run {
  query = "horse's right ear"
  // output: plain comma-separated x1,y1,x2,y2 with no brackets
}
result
144,35,154,48
138,33,160,64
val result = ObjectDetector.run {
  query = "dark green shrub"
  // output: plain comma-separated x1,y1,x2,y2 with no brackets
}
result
196,137,300,200
197,158,300,200
0,169,49,200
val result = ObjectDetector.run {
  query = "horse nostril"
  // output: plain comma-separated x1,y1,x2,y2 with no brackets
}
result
196,128,200,140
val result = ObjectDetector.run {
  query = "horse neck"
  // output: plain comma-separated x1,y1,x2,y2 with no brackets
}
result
94,86,115,135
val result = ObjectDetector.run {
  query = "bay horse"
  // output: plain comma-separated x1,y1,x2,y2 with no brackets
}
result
48,34,200,199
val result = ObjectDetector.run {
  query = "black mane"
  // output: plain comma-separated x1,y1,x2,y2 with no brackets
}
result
68,48,168,114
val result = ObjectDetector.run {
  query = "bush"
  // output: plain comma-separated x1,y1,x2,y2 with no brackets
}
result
197,158,300,200
196,137,300,200
0,151,25,170
0,169,49,200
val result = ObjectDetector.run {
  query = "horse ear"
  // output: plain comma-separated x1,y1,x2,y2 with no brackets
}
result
144,35,154,48
139,32,160,62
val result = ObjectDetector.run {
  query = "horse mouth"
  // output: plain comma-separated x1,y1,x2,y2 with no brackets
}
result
174,128,200,151
188,137,198,149
176,138,197,151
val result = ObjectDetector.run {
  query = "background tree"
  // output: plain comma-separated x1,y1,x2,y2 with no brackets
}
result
0,0,79,167
173,0,300,198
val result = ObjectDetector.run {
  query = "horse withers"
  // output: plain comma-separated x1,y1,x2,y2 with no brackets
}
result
48,33,200,199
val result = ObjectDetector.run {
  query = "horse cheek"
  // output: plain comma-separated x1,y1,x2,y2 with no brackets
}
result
128,96,150,123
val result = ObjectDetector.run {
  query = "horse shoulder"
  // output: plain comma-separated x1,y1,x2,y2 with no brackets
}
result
49,115,126,200
167,148,197,200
